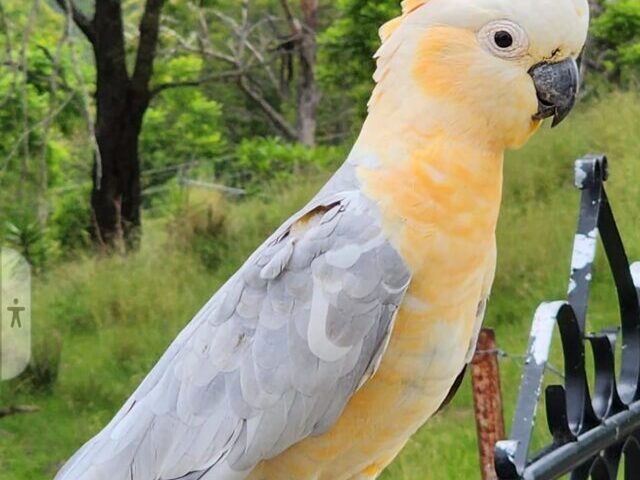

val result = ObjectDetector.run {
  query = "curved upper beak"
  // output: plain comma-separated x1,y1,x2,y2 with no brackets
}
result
529,57,580,128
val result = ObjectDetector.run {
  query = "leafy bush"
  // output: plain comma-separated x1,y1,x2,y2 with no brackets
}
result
47,279,94,332
592,0,640,79
318,0,399,125
140,73,226,178
4,214,50,270
50,187,92,255
231,137,343,192
166,188,229,270
21,329,63,392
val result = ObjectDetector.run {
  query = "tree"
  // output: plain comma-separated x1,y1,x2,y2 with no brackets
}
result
591,0,640,82
173,0,320,146
318,0,397,130
54,0,167,250
283,0,319,146
0,1,86,225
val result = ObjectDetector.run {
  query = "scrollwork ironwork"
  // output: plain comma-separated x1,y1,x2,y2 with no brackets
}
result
495,155,640,480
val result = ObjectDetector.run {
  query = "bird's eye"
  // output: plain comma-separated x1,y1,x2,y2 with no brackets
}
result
478,20,529,60
494,31,514,49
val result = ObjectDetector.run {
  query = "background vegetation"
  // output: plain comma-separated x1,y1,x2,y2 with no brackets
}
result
0,0,639,479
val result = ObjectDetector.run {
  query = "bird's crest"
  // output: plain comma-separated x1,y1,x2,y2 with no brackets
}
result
402,0,429,14
371,0,430,108
379,0,429,42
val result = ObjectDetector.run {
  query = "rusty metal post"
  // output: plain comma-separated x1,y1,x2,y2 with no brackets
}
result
472,328,505,480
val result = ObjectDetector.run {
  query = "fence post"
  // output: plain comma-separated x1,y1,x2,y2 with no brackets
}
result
472,328,505,480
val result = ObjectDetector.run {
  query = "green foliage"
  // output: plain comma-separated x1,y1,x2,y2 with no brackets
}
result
592,0,640,79
1,0,637,268
165,189,229,270
320,0,398,84
1,0,640,474
4,215,49,270
1,92,639,480
20,330,63,393
141,59,226,174
0,1,92,251
50,187,92,255
231,137,343,191
318,0,399,125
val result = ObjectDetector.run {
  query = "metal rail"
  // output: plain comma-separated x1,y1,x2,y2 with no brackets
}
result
495,155,640,480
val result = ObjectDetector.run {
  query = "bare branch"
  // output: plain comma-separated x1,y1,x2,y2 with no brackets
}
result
279,0,298,32
0,405,40,419
188,0,301,141
54,0,95,44
300,0,318,30
61,3,102,189
17,0,42,198
161,24,237,65
150,70,244,97
208,8,242,35
0,93,76,175
193,7,240,66
238,76,297,140
37,15,77,218
235,2,250,64
0,2,19,110
243,35,281,92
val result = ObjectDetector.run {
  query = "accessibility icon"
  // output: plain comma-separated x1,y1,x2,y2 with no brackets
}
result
8,298,25,328
1,248,31,381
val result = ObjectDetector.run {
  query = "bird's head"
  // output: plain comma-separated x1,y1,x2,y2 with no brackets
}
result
371,0,589,149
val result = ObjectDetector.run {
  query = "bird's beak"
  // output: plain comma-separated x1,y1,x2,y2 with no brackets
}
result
529,57,580,128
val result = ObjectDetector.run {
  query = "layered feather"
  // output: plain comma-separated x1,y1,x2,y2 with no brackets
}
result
55,185,411,480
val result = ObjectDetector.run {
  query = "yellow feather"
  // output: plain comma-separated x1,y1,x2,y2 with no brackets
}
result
401,0,428,14
379,0,429,42
378,17,402,42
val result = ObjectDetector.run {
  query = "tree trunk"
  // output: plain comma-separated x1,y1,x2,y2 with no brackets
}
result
296,0,318,147
91,92,146,250
67,0,165,251
89,0,142,250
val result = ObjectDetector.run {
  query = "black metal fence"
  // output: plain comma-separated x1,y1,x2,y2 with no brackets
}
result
495,155,640,480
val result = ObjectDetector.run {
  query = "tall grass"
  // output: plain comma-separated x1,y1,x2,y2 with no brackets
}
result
0,91,638,479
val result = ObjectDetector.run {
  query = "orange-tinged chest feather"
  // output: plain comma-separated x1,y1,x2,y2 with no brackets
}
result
356,138,502,366
359,137,503,278
251,142,503,480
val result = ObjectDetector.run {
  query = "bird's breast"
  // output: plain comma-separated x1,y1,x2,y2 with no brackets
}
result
251,146,504,479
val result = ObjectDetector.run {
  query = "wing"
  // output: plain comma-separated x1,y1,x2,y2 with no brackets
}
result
56,190,411,480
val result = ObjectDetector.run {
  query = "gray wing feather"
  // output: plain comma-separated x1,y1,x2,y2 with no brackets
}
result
55,190,411,480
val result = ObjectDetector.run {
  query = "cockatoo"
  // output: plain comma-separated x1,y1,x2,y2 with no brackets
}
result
57,0,589,478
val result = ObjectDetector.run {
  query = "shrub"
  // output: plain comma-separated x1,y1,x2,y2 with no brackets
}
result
50,187,92,255
166,188,229,270
22,329,63,392
592,0,640,80
230,137,343,192
140,81,226,176
47,279,94,332
4,213,51,271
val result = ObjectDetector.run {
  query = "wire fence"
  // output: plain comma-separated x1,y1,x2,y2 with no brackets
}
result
48,156,249,199
471,329,568,480
476,347,565,380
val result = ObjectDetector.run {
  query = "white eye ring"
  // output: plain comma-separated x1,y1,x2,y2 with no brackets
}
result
478,20,529,60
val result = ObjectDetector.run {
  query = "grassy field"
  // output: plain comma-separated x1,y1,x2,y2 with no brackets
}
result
0,91,639,479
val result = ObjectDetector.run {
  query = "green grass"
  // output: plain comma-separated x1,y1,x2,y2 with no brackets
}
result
1,91,639,479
